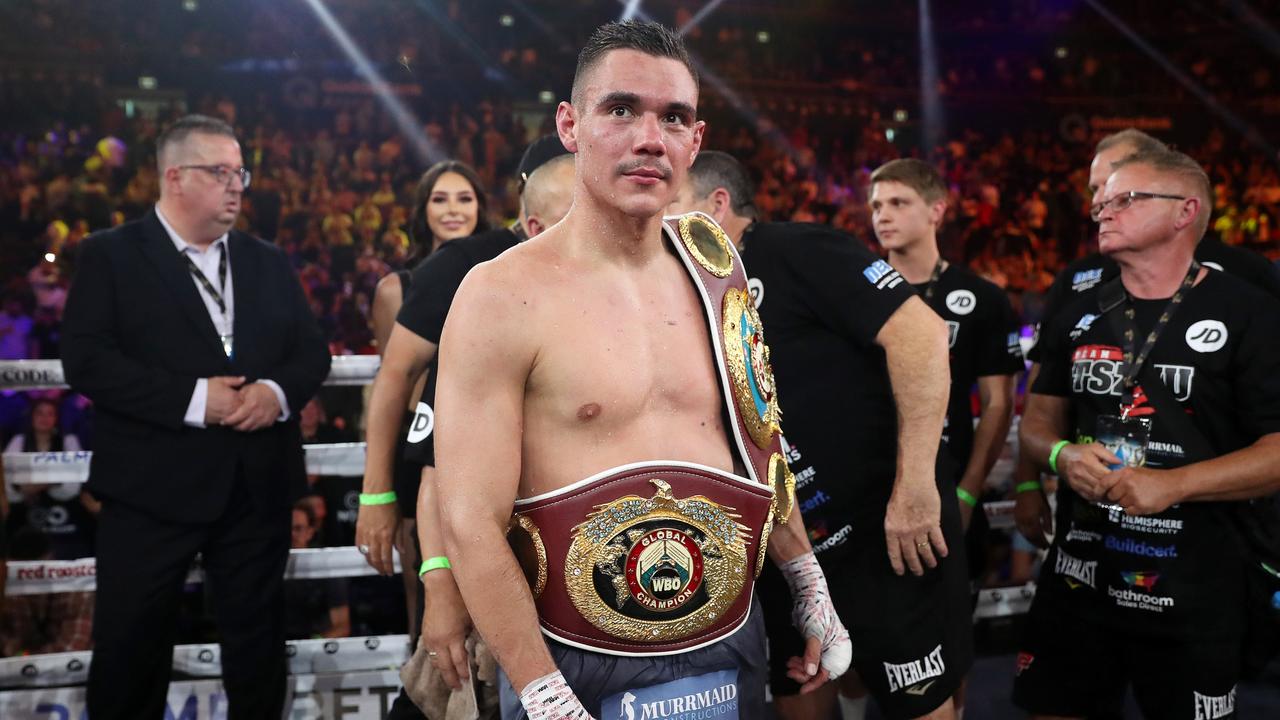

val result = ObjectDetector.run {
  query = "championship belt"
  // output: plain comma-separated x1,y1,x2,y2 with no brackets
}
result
512,462,774,655
662,211,795,517
508,213,796,656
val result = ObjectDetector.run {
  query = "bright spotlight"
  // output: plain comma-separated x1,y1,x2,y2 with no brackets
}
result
885,129,896,142
499,14,514,27
1055,46,1069,59
44,252,57,263
138,76,157,90
756,31,771,44
894,109,908,122
538,90,555,104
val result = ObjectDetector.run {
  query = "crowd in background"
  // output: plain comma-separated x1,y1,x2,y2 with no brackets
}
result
2,0,1279,656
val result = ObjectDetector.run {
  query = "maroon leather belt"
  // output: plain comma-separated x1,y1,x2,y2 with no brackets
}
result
510,461,775,656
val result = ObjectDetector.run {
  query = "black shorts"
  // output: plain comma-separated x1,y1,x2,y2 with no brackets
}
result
1012,598,1243,719
496,596,769,719
757,483,973,720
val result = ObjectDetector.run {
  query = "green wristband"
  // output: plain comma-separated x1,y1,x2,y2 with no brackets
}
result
358,491,397,506
1048,440,1070,475
419,556,451,576
1015,481,1043,494
955,487,978,508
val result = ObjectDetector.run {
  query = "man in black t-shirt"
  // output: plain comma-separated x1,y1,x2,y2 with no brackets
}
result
1016,129,1280,549
671,151,965,720
1016,149,1280,719
870,160,1023,535
870,159,1023,717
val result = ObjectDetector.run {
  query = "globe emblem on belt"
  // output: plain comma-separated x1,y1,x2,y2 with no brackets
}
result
723,287,782,448
564,479,752,643
625,528,705,612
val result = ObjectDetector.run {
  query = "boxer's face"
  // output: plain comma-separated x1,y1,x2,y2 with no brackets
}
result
559,49,705,219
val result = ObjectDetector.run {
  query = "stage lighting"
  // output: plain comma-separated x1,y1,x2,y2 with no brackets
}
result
499,14,514,27
1055,46,1069,59
894,109,908,122
44,253,56,263
182,0,198,11
885,129,896,142
538,90,555,104
756,31,770,43
138,76,157,90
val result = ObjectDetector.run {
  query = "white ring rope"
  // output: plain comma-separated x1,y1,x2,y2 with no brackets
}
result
0,356,380,391
5,547,401,596
4,443,368,484
0,634,410,688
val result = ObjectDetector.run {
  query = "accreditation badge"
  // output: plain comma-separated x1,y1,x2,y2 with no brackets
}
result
564,479,751,643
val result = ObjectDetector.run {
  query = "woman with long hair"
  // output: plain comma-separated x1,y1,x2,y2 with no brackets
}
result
363,159,490,638
4,397,96,559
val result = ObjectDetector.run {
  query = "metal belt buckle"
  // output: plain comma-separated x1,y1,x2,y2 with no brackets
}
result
564,479,751,643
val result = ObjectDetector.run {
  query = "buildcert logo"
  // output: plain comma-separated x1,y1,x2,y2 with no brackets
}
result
1104,536,1177,558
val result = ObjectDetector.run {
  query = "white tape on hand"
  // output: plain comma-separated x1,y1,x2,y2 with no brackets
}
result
778,551,852,679
520,670,596,720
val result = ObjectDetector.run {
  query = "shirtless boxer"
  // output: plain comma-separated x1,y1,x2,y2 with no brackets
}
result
434,20,851,720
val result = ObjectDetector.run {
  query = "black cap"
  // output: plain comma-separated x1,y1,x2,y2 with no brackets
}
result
517,135,569,190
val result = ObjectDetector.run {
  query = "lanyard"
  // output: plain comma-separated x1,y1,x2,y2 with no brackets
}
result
182,243,232,356
921,258,946,302
1118,260,1200,413
183,243,228,314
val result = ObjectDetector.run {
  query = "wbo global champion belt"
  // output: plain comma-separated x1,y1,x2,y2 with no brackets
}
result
512,462,774,656
565,478,749,643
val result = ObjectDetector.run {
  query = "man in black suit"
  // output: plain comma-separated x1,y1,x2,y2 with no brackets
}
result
61,114,331,720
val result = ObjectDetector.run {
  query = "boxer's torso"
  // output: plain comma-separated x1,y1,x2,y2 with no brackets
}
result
508,232,736,498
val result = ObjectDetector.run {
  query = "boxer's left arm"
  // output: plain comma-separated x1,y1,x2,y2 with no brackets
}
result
768,504,851,692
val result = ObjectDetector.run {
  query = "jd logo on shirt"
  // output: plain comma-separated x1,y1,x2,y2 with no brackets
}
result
406,402,435,444
607,669,739,720
747,277,764,309
1185,320,1227,353
945,290,976,315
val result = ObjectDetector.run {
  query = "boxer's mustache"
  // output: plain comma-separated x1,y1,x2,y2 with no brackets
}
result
616,159,672,179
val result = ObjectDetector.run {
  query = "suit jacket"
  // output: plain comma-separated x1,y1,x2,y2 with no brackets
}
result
61,210,331,523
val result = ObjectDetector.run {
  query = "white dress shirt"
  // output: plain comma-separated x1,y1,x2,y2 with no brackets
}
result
155,207,290,427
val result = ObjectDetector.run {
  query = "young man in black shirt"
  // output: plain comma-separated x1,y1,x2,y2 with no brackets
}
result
671,151,967,720
870,159,1024,717
870,159,1023,533
1016,148,1280,719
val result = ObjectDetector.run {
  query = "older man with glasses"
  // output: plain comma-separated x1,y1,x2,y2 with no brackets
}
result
1012,147,1280,719
62,113,331,720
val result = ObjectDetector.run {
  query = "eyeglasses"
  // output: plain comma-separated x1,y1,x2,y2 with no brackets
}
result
179,164,251,189
1090,190,1186,222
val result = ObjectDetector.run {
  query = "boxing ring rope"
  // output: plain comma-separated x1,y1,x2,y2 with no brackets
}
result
0,356,1036,695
